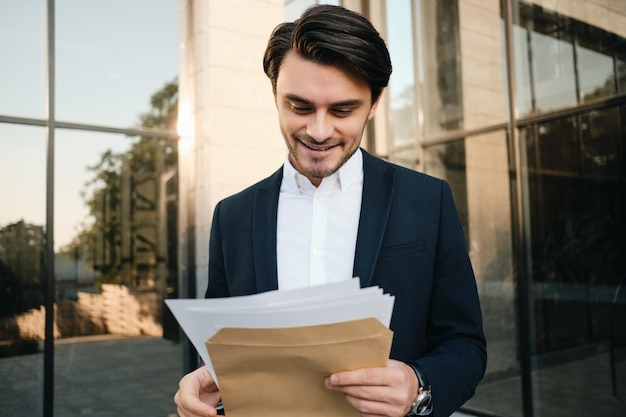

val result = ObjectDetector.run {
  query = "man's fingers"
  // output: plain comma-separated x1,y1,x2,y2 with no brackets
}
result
328,367,385,387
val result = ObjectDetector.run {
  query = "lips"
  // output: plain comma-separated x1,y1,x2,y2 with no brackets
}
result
296,136,338,153
303,143,334,151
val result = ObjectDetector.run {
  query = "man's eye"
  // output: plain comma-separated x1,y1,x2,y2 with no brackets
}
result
290,104,312,114
332,108,353,117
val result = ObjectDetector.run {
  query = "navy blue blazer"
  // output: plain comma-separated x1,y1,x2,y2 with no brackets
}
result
206,149,487,416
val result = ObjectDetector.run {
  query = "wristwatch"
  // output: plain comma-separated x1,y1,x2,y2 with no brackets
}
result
406,362,433,416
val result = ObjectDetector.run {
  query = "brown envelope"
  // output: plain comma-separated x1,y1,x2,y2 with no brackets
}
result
205,317,393,417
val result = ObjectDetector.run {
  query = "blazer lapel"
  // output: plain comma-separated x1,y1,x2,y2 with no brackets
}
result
353,150,394,288
252,168,283,293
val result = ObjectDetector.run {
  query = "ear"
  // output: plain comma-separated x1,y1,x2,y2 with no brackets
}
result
367,88,384,121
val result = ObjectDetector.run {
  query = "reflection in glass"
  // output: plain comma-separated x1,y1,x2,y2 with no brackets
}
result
386,0,416,147
522,105,626,416
531,30,577,112
55,0,178,127
0,0,46,119
53,130,180,416
424,133,522,416
514,1,626,117
513,24,534,116
617,56,626,95
0,124,46,417
577,45,615,102
423,140,468,238
418,0,463,136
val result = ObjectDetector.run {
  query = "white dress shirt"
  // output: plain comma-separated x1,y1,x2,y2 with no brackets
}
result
276,149,363,290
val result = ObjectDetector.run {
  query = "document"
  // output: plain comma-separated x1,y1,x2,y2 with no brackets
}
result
165,278,395,417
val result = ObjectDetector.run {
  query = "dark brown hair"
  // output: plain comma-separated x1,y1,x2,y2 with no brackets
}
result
263,4,392,103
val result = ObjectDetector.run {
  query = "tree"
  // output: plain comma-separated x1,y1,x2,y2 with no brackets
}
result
61,78,178,289
0,221,45,315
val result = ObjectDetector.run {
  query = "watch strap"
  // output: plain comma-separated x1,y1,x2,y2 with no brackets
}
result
406,362,433,416
407,362,430,392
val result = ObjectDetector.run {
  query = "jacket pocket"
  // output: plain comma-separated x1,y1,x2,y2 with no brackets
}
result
378,241,425,259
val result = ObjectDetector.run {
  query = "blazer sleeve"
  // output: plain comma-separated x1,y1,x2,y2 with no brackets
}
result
416,181,487,417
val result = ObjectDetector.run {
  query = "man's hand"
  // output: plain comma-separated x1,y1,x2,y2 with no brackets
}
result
324,359,419,417
174,365,222,417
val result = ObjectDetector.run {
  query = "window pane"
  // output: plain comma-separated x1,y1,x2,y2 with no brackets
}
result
514,2,626,116
386,0,416,147
0,123,46,417
55,0,178,127
0,0,46,119
53,130,180,416
424,133,522,416
577,44,615,103
522,105,626,416
533,30,577,112
418,0,464,136
422,140,468,236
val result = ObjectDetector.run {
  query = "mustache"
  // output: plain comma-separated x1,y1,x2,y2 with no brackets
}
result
293,133,339,147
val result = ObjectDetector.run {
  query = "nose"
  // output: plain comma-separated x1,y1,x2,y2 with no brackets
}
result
306,112,333,142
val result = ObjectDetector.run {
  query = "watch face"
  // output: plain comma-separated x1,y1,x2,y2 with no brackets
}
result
416,392,432,415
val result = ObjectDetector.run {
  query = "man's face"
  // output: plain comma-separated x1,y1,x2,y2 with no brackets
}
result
275,52,380,186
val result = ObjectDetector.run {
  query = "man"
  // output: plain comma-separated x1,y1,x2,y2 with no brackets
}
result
175,5,486,417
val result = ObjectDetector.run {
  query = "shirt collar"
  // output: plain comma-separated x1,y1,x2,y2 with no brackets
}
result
281,148,363,195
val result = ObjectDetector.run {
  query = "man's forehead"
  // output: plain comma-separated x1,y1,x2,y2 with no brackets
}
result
276,53,371,105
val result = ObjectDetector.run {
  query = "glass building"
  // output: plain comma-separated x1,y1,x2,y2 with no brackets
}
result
1,1,624,416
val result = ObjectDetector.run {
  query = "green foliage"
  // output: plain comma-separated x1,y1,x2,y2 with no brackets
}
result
140,78,178,130
0,221,44,316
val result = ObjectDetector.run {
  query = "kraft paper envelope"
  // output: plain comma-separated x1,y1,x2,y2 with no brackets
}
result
205,317,393,417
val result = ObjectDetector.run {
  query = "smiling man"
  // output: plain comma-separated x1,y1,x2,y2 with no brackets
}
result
275,52,378,186
174,5,486,417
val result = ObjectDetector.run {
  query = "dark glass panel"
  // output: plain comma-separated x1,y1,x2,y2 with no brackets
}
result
617,52,626,95
523,105,626,416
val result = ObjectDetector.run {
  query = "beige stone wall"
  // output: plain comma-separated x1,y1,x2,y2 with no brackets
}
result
178,0,286,294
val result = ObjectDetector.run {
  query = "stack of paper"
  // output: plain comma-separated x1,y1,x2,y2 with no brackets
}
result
165,278,395,417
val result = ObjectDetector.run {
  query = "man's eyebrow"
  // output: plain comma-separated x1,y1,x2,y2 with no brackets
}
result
285,94,364,107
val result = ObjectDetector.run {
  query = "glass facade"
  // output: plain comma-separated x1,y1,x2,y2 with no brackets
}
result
380,0,626,416
0,1,180,417
3,1,626,417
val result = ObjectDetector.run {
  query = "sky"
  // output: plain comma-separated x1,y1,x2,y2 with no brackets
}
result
0,0,179,250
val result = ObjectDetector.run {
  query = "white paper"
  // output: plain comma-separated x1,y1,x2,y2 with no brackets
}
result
165,278,395,385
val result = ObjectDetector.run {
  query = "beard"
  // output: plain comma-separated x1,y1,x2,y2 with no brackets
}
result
288,132,360,180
